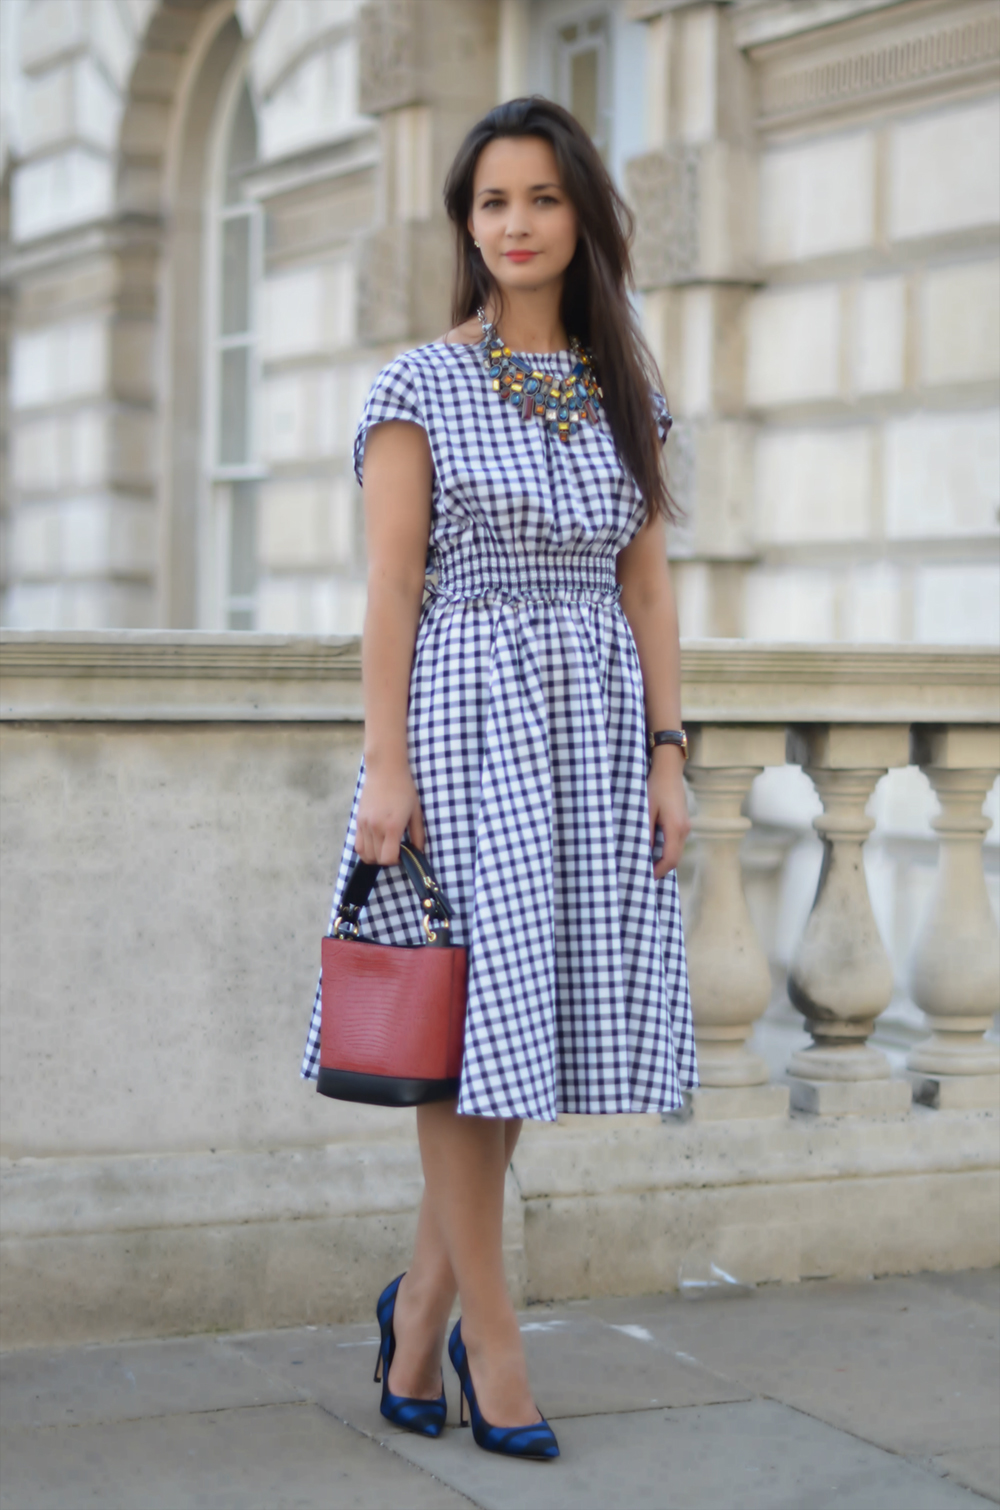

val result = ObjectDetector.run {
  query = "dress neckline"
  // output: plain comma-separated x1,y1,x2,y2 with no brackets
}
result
432,339,576,364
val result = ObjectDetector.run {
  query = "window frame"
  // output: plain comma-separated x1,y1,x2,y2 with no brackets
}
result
202,64,265,631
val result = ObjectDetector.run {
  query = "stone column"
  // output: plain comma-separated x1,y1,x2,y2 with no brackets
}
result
907,726,1000,1111
785,725,912,1115
624,1,759,637
683,724,789,1119
356,0,498,347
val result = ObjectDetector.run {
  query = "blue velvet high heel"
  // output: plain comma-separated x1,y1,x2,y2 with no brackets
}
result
373,1274,447,1437
448,1319,559,1460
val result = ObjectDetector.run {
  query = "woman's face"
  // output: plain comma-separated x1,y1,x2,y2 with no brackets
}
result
468,135,578,299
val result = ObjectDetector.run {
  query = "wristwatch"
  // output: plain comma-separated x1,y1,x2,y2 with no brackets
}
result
649,728,688,760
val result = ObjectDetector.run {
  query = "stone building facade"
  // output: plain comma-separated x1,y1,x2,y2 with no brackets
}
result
0,0,998,638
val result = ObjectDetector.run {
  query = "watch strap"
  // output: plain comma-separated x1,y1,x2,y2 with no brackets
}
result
649,728,688,759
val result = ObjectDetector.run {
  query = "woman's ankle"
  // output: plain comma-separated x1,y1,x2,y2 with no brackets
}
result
396,1268,455,1333
459,1302,524,1360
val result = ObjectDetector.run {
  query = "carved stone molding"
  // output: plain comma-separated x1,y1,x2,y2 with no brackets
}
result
626,148,701,286
357,224,412,343
752,0,1000,131
356,221,453,345
358,0,421,115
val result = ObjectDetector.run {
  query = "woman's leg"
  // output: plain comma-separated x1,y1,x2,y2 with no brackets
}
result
388,1112,523,1406
405,1102,537,1426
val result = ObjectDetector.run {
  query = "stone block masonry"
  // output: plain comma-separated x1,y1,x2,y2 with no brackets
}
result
0,631,996,1347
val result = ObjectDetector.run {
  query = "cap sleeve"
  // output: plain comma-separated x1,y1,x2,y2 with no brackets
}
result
352,354,426,486
652,391,673,448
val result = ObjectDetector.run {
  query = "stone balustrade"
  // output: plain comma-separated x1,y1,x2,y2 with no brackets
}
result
0,631,997,1346
678,642,1000,1121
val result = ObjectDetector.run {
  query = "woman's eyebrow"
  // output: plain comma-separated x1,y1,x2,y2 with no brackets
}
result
475,182,561,198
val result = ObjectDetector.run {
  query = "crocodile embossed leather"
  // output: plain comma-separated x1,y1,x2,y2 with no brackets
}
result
318,843,468,1106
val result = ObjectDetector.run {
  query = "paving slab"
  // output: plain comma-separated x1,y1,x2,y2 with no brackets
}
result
2,1271,997,1510
912,1269,1000,1313
0,1335,303,1430
229,1310,748,1435
585,1272,1000,1458
0,1403,475,1510
228,1321,409,1439
932,1447,1000,1505
518,1309,749,1417
390,1398,996,1510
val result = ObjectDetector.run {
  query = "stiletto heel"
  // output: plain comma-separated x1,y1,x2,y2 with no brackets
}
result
447,1319,559,1460
374,1274,447,1437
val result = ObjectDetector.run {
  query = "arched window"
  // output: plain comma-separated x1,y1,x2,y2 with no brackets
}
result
208,80,262,630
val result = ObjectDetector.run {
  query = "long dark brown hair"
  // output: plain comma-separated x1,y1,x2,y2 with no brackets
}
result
443,96,676,524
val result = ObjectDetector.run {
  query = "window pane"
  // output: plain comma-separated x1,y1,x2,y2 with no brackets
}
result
221,216,250,337
227,606,254,631
570,47,599,140
226,84,258,206
219,346,249,465
229,481,257,602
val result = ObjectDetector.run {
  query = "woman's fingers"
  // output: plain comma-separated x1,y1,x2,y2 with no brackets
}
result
353,773,424,866
649,803,689,877
409,799,426,851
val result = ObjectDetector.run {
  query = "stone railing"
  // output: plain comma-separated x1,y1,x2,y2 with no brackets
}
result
1,632,997,1346
677,647,1000,1118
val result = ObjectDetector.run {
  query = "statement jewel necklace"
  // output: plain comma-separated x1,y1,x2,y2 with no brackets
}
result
475,306,603,443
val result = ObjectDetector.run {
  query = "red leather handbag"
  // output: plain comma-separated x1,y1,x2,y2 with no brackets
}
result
317,842,468,1106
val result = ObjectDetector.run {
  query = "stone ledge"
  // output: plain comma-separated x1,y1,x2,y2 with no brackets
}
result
2,1110,995,1347
3,633,997,724
514,1104,998,1200
5,1109,994,1243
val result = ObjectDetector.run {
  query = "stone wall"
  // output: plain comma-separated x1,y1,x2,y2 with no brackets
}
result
629,0,1000,643
1,630,997,1347
0,0,996,641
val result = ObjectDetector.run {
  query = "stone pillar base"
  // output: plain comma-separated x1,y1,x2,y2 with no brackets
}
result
907,1072,1000,1111
787,1076,912,1116
683,1085,790,1121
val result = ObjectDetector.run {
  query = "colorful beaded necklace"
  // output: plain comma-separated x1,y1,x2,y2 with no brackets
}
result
475,306,602,443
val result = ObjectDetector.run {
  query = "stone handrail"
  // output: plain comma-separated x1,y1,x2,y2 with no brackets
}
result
2,631,998,723
2,630,998,1124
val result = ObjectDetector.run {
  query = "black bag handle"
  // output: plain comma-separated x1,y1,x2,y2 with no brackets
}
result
332,841,455,946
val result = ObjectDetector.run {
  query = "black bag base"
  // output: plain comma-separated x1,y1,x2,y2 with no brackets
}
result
317,1067,460,1107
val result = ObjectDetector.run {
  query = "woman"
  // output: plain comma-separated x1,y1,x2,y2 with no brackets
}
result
301,97,697,1461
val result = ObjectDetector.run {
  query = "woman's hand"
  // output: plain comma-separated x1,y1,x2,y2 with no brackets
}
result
354,755,426,865
648,745,690,878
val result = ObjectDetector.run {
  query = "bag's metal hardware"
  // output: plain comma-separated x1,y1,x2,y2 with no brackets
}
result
422,912,450,944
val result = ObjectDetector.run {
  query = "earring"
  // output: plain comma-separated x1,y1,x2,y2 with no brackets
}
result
473,240,480,248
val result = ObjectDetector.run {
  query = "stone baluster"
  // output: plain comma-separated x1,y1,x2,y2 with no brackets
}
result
906,726,1000,1110
682,725,789,1119
785,725,912,1115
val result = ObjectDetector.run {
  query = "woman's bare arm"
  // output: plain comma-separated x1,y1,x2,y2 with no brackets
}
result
354,419,433,866
616,514,690,877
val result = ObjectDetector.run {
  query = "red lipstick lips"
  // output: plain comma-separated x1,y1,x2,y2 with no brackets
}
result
504,251,538,263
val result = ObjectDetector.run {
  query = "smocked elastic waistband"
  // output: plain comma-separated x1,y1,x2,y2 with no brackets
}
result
431,553,620,605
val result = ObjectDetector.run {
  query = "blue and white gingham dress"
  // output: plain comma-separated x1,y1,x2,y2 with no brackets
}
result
301,340,697,1121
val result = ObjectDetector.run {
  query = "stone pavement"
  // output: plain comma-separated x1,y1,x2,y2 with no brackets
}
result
1,1269,997,1510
